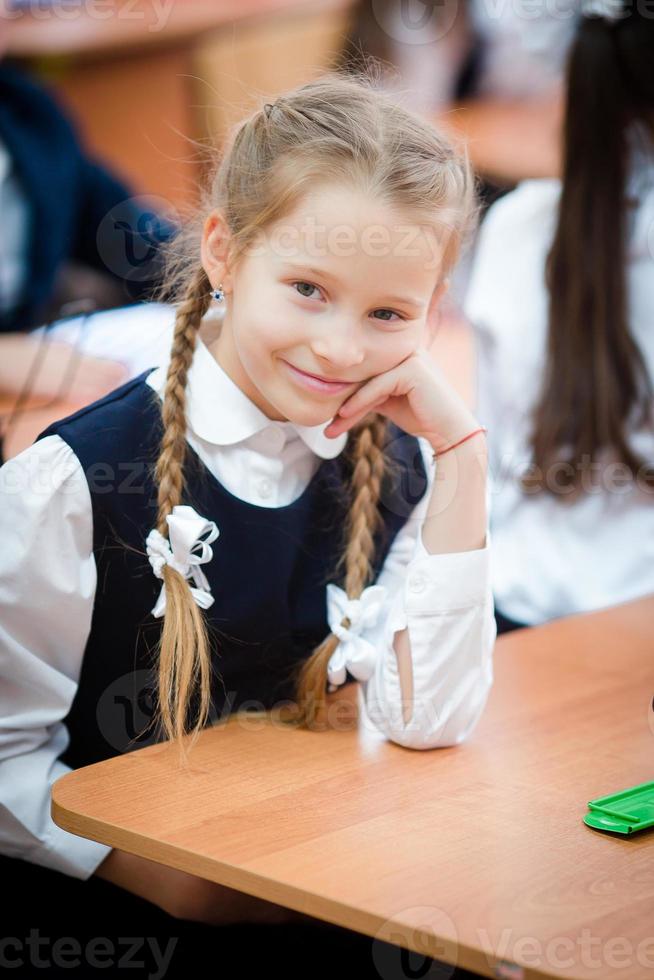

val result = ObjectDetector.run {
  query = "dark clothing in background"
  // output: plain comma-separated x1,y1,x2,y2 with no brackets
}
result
494,607,529,634
0,61,176,334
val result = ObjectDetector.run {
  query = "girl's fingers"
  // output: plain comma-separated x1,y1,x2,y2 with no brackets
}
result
338,376,390,418
332,361,410,433
327,397,388,436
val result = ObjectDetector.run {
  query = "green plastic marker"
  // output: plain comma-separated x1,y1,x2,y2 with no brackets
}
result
584,780,654,835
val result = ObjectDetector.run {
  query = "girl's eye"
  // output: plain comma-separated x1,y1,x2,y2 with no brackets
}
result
372,309,403,322
291,282,405,323
292,281,321,300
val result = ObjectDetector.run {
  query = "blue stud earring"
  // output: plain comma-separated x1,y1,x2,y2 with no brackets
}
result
211,284,225,303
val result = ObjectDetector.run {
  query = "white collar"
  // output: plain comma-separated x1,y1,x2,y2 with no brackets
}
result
146,335,349,460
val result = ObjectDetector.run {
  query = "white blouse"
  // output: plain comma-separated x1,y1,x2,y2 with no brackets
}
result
467,0,579,100
464,123,654,625
0,334,495,880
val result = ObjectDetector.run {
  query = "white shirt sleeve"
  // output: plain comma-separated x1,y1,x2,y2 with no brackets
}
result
0,435,113,879
359,437,496,750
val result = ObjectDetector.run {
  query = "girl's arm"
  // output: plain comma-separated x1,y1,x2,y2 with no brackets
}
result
420,428,487,553
0,435,113,878
0,438,314,926
353,435,495,750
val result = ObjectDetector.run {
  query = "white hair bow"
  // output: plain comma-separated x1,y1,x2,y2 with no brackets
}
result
325,583,388,692
146,505,220,618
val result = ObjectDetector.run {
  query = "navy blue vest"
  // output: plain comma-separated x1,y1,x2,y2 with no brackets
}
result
36,370,428,769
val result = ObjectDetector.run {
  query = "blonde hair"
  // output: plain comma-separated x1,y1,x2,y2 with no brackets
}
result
148,65,478,763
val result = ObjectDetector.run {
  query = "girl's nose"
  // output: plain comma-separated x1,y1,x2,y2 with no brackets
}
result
309,329,365,370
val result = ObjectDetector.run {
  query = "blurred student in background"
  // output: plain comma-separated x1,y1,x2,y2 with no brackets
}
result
340,0,578,197
0,54,176,413
463,3,654,632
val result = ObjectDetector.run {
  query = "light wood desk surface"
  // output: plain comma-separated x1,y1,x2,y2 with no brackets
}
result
52,594,654,979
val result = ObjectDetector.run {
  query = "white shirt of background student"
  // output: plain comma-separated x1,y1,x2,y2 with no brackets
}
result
463,121,654,626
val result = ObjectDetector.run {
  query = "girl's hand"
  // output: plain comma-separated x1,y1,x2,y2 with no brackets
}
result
324,346,480,452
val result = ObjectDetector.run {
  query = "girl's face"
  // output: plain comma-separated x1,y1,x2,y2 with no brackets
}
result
201,183,449,426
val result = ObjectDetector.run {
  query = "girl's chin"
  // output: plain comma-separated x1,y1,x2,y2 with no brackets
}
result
259,386,333,428
277,398,338,429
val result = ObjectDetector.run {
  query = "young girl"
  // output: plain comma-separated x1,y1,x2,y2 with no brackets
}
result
463,4,654,632
0,71,494,975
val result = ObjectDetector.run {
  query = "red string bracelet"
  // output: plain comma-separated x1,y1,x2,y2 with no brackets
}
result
431,426,487,461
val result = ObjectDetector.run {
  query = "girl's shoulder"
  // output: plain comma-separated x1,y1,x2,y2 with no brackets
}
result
35,368,161,457
1,431,85,499
29,370,164,503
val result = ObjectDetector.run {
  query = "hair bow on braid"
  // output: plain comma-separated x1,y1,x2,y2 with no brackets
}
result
321,417,392,692
146,505,220,619
325,584,389,691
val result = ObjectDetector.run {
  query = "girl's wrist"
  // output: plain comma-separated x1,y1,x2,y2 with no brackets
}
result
425,414,485,456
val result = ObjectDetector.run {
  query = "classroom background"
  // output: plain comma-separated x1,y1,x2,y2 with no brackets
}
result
0,0,569,459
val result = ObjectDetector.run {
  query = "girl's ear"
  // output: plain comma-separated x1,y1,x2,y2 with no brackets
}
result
201,209,234,294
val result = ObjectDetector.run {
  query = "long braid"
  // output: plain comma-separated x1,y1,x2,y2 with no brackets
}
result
152,266,214,764
155,268,211,526
337,414,388,594
291,414,390,729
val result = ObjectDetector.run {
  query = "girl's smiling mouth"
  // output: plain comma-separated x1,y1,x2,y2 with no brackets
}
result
280,359,357,394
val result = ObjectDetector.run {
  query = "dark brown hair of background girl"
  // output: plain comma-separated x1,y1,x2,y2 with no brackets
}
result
146,66,478,763
521,6,654,499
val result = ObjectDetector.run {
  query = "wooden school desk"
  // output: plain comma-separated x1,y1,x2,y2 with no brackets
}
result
51,594,654,980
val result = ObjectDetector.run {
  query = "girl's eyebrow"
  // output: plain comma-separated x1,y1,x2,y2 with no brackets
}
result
280,262,424,310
